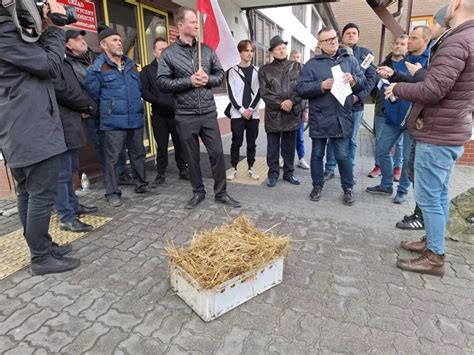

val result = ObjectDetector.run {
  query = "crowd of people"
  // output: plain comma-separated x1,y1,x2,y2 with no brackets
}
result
0,0,473,278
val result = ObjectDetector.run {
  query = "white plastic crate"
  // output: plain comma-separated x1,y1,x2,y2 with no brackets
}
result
170,257,284,322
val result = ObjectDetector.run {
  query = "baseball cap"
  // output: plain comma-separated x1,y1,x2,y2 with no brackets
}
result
65,29,86,42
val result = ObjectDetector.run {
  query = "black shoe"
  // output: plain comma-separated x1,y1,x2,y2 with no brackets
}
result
266,177,277,187
75,204,98,216
215,194,241,208
59,218,93,233
118,173,135,186
283,175,301,185
51,242,72,256
179,170,190,180
151,175,165,188
135,184,151,194
396,213,425,230
31,254,80,276
186,194,205,209
324,172,335,181
106,194,122,207
343,188,355,206
310,187,322,201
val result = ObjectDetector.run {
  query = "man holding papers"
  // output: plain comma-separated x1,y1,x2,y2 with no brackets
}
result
296,27,365,206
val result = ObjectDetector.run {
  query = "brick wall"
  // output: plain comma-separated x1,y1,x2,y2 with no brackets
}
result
0,164,15,198
331,0,448,60
459,140,474,166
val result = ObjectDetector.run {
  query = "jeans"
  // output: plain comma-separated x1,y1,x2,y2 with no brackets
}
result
414,142,464,255
55,149,80,223
311,137,353,190
151,113,187,176
325,110,363,173
296,119,305,160
374,115,403,167
267,130,297,180
376,124,413,193
85,117,127,175
175,112,227,198
103,128,147,197
230,118,259,169
10,155,59,260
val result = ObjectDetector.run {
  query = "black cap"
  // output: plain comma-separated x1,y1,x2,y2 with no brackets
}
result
269,35,288,52
65,29,86,42
342,22,359,36
97,23,120,42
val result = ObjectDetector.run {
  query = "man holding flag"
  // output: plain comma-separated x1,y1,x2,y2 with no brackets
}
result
157,6,241,209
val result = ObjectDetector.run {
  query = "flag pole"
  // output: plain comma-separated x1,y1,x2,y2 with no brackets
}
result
197,10,202,70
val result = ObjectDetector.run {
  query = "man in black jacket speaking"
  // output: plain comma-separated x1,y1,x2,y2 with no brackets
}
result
157,7,240,209
141,37,189,187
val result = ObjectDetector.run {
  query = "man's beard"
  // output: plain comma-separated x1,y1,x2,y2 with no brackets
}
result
111,49,124,57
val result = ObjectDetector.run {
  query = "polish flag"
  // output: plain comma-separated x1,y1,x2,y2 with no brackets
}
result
197,0,240,71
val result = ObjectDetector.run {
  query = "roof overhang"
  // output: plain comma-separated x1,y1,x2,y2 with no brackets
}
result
172,0,338,11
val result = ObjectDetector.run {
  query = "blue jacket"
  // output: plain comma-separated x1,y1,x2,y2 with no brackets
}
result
382,47,430,127
85,53,144,131
350,45,377,111
296,49,365,139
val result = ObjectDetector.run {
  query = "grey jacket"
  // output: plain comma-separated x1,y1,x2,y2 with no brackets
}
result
156,37,224,116
0,19,66,168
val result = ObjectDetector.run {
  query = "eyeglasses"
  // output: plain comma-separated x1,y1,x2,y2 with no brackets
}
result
319,36,338,44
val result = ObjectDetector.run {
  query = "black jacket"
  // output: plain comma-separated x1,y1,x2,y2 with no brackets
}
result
52,52,98,150
141,59,175,116
156,38,224,115
0,19,66,168
258,58,304,133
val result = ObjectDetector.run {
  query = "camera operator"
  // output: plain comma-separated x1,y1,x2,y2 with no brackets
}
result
0,0,81,275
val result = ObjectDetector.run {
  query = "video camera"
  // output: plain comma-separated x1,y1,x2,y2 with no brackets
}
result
36,0,77,26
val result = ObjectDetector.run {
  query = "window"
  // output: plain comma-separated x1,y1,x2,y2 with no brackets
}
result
410,16,432,30
291,37,305,62
311,9,320,37
292,5,306,25
252,11,283,66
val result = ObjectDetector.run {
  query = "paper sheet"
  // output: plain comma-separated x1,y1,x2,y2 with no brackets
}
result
330,65,352,106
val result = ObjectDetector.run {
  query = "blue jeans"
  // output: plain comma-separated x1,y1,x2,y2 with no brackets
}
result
374,115,403,167
311,137,353,190
325,110,363,173
55,149,80,223
414,142,464,255
296,119,305,160
376,123,412,193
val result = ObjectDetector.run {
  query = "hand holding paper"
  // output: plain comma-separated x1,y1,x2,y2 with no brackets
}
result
330,65,353,106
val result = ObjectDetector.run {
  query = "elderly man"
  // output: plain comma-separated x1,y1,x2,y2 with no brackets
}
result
297,27,365,206
385,0,474,276
259,35,304,188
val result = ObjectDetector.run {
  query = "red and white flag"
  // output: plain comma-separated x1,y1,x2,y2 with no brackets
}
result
197,0,240,71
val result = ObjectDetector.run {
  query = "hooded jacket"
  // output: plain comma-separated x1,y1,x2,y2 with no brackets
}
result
393,20,474,146
296,48,365,139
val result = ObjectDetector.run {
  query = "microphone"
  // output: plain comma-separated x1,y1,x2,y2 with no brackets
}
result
361,54,377,70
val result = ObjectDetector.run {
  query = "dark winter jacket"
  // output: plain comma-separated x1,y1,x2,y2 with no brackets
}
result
52,52,98,150
393,20,474,146
85,53,144,131
390,46,430,83
348,44,377,111
141,59,175,117
156,38,224,116
258,58,304,132
0,19,66,168
296,48,365,139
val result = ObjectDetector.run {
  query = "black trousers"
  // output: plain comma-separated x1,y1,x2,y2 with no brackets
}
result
175,112,226,198
230,118,259,169
103,128,147,196
10,155,59,260
267,130,297,180
151,113,187,176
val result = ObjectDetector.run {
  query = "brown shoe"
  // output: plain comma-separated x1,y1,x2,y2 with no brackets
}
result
400,236,426,253
396,250,445,276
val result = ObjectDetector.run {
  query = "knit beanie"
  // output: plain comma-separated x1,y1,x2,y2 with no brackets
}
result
433,5,448,28
98,23,120,42
342,22,359,36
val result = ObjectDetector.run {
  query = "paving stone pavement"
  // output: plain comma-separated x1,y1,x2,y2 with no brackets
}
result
1,106,473,354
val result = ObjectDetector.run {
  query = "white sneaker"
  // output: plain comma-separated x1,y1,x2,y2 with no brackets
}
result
248,168,260,180
297,158,310,170
279,157,284,168
227,167,237,180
